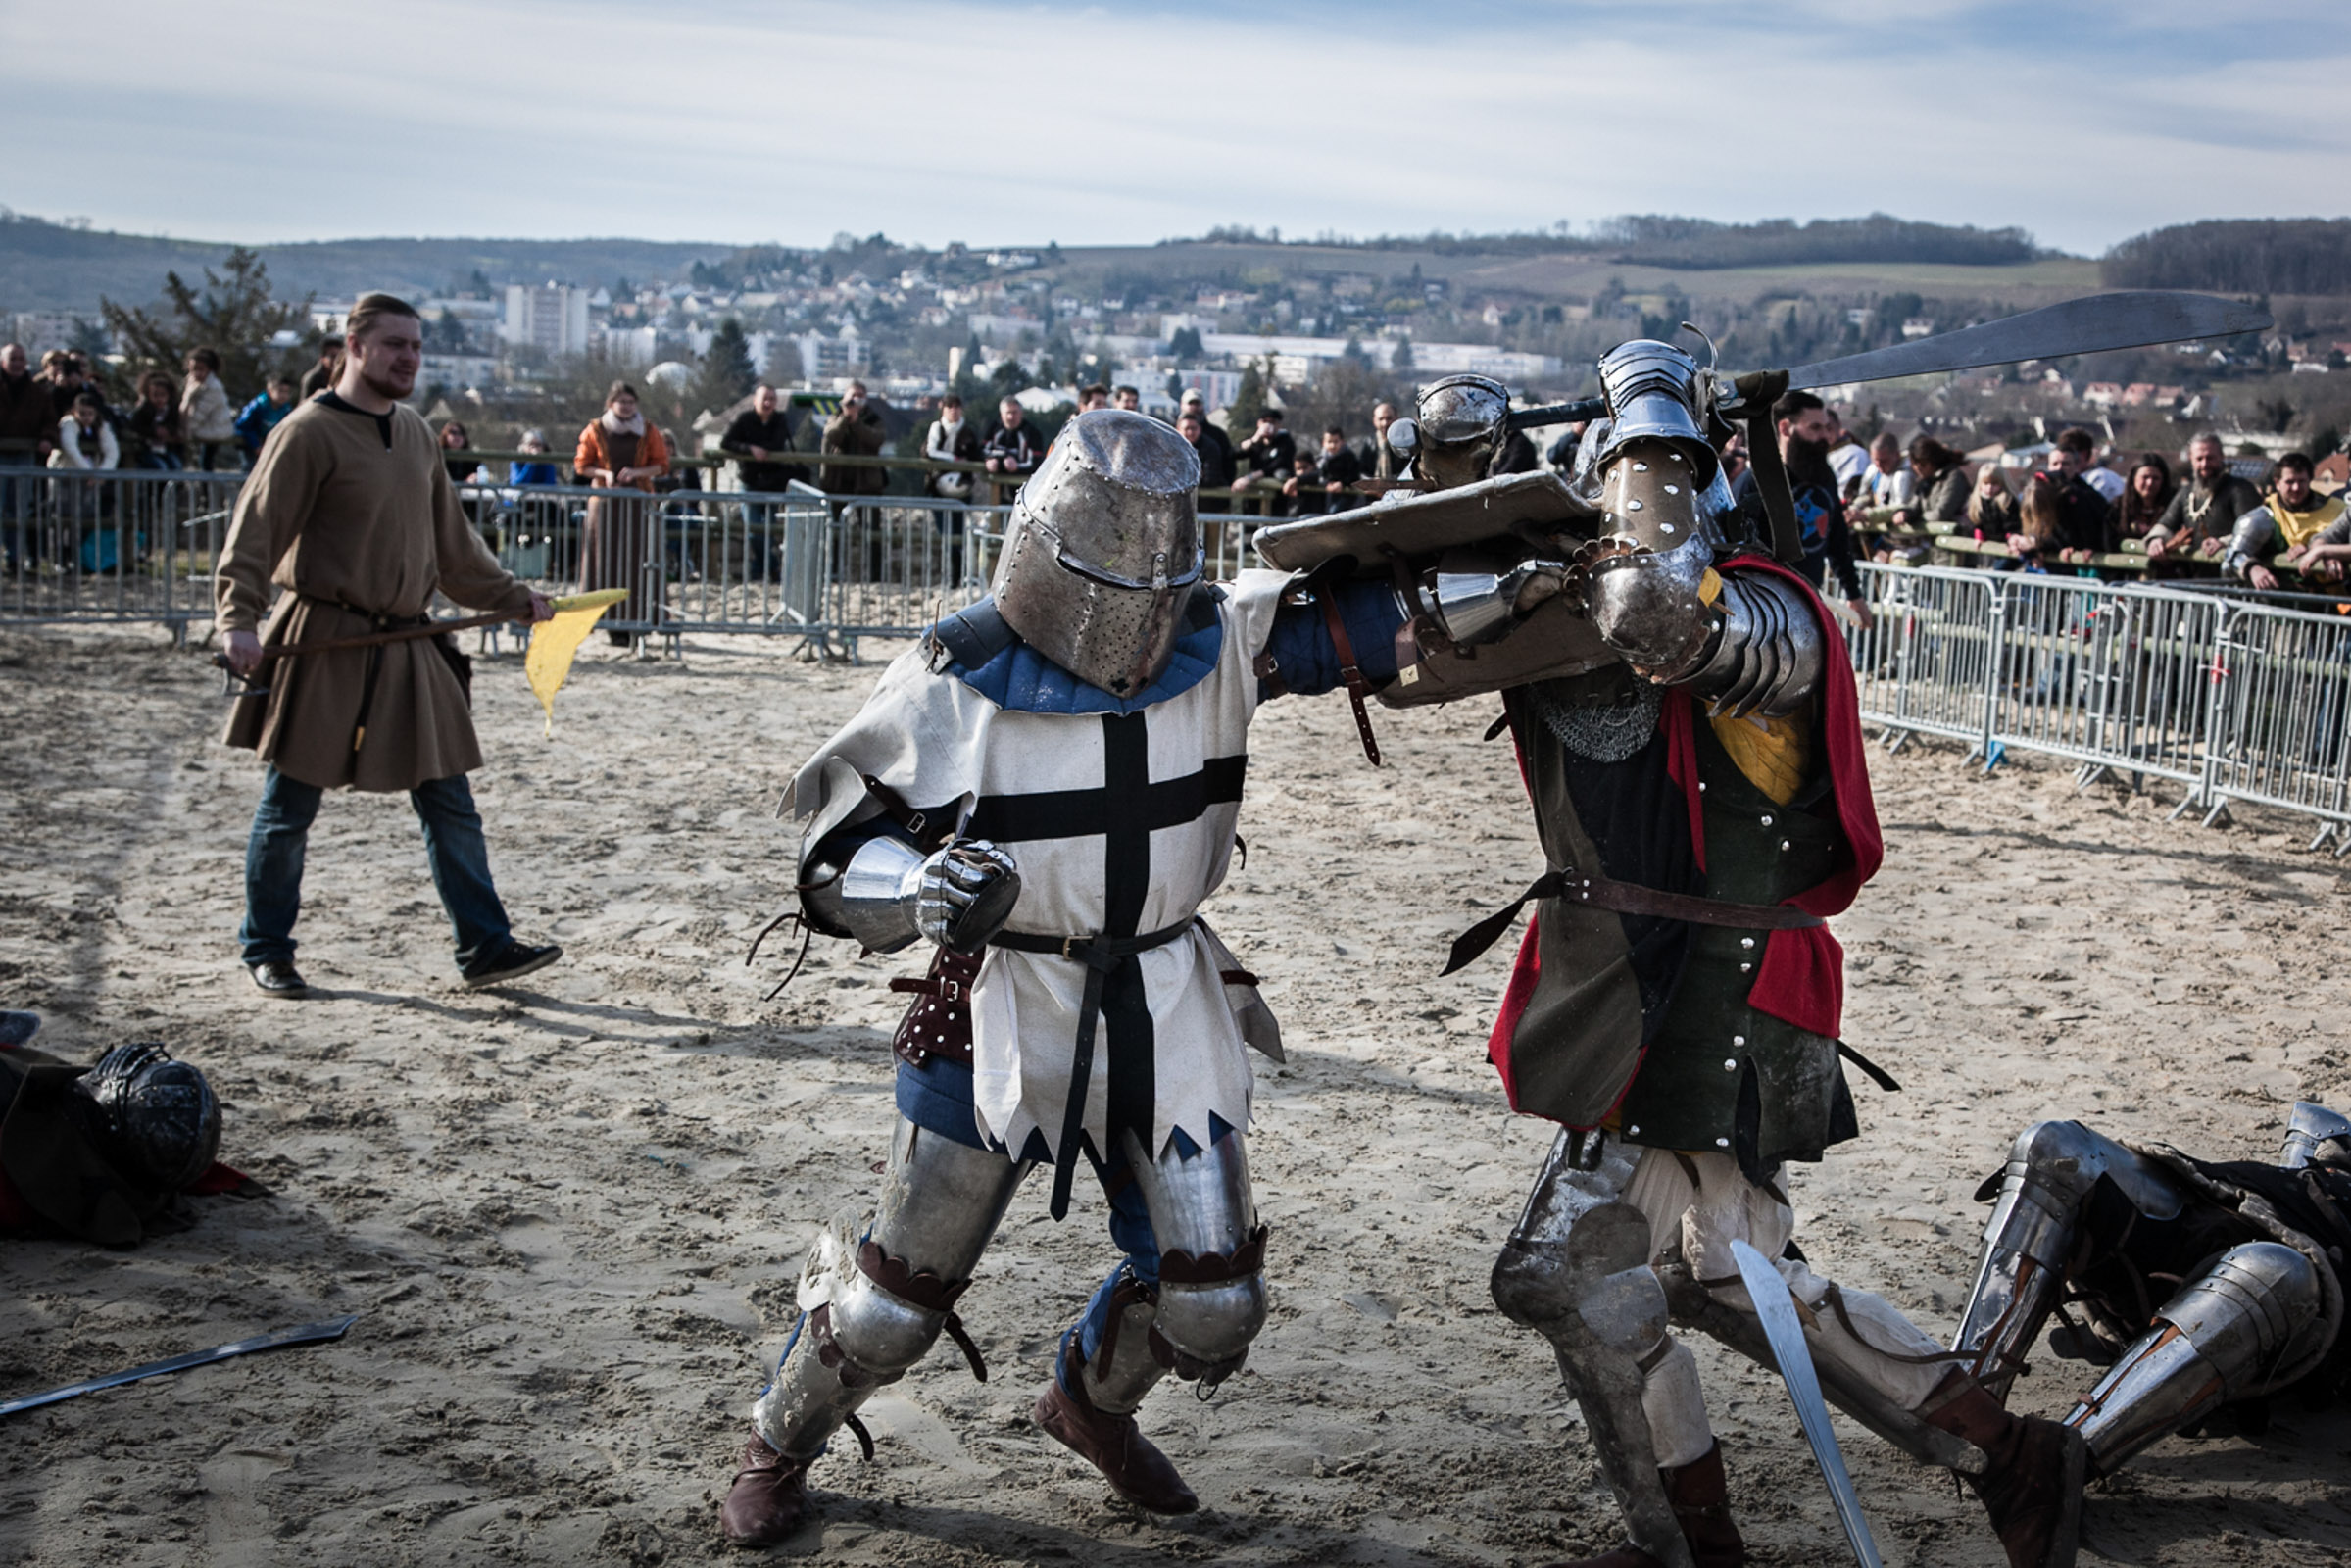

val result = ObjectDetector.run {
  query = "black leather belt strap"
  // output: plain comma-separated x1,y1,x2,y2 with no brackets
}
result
1443,867,1824,976
994,917,1197,1219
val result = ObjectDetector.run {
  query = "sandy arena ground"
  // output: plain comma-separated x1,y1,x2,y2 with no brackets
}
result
2,621,2347,1568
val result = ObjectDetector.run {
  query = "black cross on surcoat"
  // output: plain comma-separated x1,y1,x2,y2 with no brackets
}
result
964,710,1248,1173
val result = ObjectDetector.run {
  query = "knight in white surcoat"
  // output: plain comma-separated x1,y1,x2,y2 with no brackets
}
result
716,409,1562,1543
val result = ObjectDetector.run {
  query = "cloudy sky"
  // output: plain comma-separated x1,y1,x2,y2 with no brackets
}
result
6,0,2345,256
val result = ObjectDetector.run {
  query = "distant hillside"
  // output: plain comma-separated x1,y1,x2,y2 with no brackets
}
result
0,213,735,311
1165,214,2047,270
2102,219,2351,295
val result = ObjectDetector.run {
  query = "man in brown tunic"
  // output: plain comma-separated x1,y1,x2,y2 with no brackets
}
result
217,294,561,999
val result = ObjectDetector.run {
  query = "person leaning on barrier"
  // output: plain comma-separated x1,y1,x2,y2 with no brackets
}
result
2113,451,2176,544
508,429,559,486
2229,452,2346,590
181,348,236,471
437,418,485,486
576,380,669,643
1178,388,1235,475
2146,432,2261,564
2288,507,2351,583
1969,462,2019,536
0,343,53,465
51,391,119,472
1303,423,1362,514
215,292,561,1000
2042,426,2117,554
1893,436,1970,529
1229,407,1296,517
299,334,342,402
1730,389,1872,627
981,396,1046,491
234,377,299,467
721,383,806,494
820,381,889,498
1175,408,1233,492
920,392,981,500
128,372,186,470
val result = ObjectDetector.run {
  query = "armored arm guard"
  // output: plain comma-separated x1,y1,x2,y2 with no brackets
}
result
802,831,1021,956
1675,571,1827,719
2221,504,2277,581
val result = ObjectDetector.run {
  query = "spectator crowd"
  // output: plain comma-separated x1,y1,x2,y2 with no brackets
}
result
6,325,2342,600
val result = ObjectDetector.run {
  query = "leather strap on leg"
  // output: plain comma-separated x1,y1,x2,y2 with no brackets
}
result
857,1240,988,1382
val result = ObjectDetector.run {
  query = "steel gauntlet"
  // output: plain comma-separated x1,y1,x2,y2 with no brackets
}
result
803,834,1022,954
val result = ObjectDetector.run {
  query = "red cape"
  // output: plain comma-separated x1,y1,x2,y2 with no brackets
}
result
1485,555,1882,1114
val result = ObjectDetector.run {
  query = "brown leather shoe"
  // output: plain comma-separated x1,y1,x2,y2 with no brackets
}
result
718,1434,810,1548
1032,1339,1198,1513
1543,1440,1747,1568
1922,1371,2082,1568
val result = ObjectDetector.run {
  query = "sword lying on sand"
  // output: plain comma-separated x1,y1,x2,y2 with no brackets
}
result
0,1315,360,1419
1729,1238,1886,1568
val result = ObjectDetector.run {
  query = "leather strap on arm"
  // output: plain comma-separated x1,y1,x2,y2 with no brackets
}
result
1317,581,1383,767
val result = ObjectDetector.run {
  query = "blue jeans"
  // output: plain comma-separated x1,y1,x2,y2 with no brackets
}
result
240,766,513,971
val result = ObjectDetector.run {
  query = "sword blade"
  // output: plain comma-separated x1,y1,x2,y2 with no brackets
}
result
1785,290,2270,391
1728,1240,1885,1568
0,1314,360,1419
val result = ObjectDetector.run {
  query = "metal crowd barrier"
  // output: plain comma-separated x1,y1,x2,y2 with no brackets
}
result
1855,563,2351,851
0,467,240,637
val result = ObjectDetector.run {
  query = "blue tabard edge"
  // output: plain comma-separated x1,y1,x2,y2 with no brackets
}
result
934,589,1224,715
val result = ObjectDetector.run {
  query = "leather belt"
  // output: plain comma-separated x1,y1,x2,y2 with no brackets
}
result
994,917,1197,1219
1444,867,1823,976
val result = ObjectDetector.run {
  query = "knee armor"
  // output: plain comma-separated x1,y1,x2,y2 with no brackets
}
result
1952,1120,2183,1396
2069,1241,2327,1475
1120,1128,1267,1386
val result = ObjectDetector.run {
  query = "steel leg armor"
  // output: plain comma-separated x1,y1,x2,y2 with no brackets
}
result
1116,1127,1267,1387
752,1118,1026,1460
2067,1241,2327,1475
1951,1120,2185,1398
1492,1131,1695,1567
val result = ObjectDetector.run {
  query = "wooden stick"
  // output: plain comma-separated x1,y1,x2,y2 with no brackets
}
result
254,609,522,662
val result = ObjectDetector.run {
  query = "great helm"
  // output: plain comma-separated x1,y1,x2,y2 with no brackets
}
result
1413,374,1512,489
993,408,1203,696
73,1042,221,1192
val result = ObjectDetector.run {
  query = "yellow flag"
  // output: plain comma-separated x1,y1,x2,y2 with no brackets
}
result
525,590,628,735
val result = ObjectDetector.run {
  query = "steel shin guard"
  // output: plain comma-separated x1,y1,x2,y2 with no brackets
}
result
753,1119,1026,1460
2067,1241,2327,1475
1951,1121,2184,1398
1117,1128,1266,1388
1493,1132,1693,1568
1079,1272,1169,1418
2279,1100,2351,1171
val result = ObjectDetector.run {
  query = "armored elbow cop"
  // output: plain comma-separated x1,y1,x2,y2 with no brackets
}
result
1679,573,1826,718
802,834,1022,955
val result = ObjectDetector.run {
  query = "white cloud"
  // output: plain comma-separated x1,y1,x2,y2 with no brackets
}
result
1,0,2343,254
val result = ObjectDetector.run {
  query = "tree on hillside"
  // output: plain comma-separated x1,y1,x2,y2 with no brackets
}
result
100,247,313,403
695,318,758,412
1227,357,1270,429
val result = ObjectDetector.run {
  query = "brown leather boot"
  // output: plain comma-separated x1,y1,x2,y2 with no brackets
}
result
1545,1440,1747,1568
717,1433,811,1548
1921,1371,2082,1568
1032,1338,1199,1513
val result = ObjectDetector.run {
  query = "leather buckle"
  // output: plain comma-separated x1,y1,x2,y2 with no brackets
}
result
1060,936,1079,959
